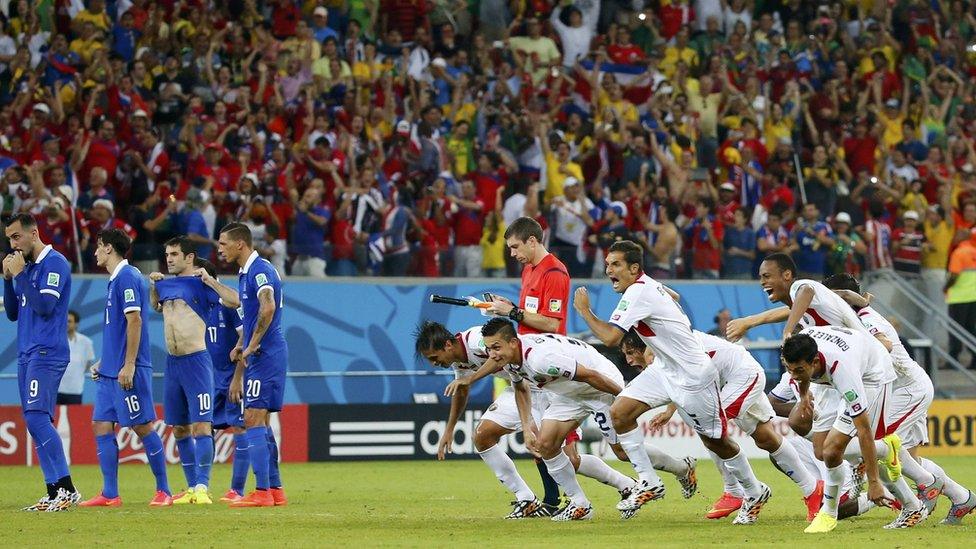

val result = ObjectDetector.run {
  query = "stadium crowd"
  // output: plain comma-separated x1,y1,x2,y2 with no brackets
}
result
1,0,976,294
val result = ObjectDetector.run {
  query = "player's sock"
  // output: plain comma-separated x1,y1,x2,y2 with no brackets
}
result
919,458,970,504
822,464,844,517
232,433,250,495
643,442,687,476
24,411,67,484
246,426,271,490
194,435,214,489
898,450,936,486
880,464,922,510
266,430,282,488
141,431,171,494
769,439,818,496
56,475,76,493
95,433,120,498
543,452,588,507
478,444,534,501
709,450,743,497
175,436,197,487
617,428,663,486
722,451,761,499
577,454,633,491
534,458,561,506
45,483,57,500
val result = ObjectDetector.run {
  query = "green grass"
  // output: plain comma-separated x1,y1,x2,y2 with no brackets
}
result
0,457,974,547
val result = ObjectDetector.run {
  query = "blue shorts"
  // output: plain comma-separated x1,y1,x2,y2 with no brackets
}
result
93,368,157,427
244,347,287,413
164,350,215,425
18,358,67,418
213,367,243,429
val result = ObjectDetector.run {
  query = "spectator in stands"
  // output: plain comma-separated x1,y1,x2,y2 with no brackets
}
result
722,208,755,279
291,187,330,278
790,202,833,280
685,196,722,279
945,228,976,370
452,180,486,277
551,177,593,278
708,308,732,340
827,212,866,277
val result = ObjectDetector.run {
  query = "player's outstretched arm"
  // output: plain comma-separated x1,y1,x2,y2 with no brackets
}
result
513,380,539,455
832,289,870,308
726,306,790,341
787,391,814,437
852,411,890,506
782,284,815,340
438,383,469,460
573,363,623,396
573,287,624,346
443,358,503,397
196,268,241,308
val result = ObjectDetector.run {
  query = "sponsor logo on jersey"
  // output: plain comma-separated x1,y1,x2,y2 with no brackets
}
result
844,390,858,402
123,289,135,303
548,299,562,313
561,371,571,378
547,367,559,375
616,300,629,311
611,314,621,321
47,272,60,287
851,403,862,413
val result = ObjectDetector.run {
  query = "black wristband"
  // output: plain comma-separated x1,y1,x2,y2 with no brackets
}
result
508,306,524,323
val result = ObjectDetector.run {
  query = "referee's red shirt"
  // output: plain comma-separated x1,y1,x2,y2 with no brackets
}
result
518,253,570,335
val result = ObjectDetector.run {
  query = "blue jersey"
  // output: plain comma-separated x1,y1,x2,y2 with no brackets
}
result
238,251,286,353
155,276,219,322
102,261,152,377
207,303,243,372
5,245,71,362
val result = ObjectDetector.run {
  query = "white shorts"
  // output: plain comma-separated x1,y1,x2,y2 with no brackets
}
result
832,381,927,446
480,387,548,433
620,363,727,439
544,392,618,444
720,365,774,435
810,387,843,435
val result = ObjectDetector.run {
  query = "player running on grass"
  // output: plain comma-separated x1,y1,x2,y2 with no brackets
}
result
620,329,824,521
782,327,929,532
575,240,771,524
81,229,171,507
3,213,79,511
417,321,645,518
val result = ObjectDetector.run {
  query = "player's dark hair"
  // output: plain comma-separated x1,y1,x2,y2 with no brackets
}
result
414,320,454,355
620,329,646,353
781,333,818,364
68,310,79,323
481,317,517,341
98,228,131,257
822,273,861,294
5,212,36,231
762,252,797,278
194,257,217,278
165,236,196,257
220,222,253,246
608,240,644,270
504,216,544,243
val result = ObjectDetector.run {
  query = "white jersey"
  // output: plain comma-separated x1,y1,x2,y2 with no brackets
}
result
451,327,529,386
769,371,843,436
694,330,762,385
790,279,873,335
802,326,896,418
504,333,624,400
855,306,928,385
611,274,717,388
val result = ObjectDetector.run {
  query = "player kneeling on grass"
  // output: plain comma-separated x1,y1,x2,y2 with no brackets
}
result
621,330,824,521
481,318,635,521
418,321,640,519
781,328,930,532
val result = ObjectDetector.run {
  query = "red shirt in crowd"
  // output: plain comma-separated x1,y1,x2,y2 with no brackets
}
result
452,198,486,246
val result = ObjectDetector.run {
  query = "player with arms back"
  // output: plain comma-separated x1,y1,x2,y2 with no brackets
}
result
781,327,930,532
195,257,249,504
575,240,770,524
3,213,79,511
417,321,640,518
211,223,288,508
81,228,172,507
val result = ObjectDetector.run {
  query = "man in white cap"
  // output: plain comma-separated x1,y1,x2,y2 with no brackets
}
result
551,177,594,278
891,209,929,325
311,7,339,43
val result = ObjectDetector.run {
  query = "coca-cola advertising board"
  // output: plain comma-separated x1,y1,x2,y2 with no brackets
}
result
0,404,309,465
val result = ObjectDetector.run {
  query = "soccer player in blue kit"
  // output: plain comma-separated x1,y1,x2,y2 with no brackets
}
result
193,257,250,503
208,223,288,507
149,237,237,504
3,213,79,511
81,229,172,507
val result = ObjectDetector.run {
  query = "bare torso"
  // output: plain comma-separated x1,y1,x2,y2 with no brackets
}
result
162,299,207,356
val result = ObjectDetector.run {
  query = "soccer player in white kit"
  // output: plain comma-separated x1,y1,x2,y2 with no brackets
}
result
823,274,976,525
620,329,823,520
480,318,632,521
781,327,930,532
415,321,637,519
574,241,771,524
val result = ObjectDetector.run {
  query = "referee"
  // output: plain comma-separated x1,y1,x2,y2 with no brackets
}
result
487,216,571,515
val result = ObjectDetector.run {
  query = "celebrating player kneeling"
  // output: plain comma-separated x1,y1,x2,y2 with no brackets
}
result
575,240,770,524
781,327,931,532
480,318,630,521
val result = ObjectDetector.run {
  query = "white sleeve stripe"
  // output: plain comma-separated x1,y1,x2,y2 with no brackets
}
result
39,289,61,298
256,286,274,297
123,306,142,313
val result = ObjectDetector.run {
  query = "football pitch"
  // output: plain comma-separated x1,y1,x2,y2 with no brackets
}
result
1,458,974,547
